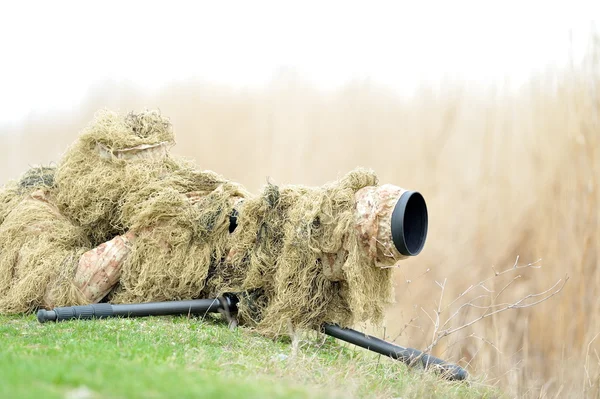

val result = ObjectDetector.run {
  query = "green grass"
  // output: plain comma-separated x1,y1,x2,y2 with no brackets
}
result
0,315,499,398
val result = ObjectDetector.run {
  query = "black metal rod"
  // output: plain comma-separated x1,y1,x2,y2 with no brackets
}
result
322,324,467,380
37,299,224,323
112,299,223,317
37,297,466,381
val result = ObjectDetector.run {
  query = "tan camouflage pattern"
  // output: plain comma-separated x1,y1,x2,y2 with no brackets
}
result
321,248,347,281
354,184,407,267
73,231,136,303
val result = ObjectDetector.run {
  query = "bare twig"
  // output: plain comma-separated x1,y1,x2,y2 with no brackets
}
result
441,257,542,314
392,311,421,343
418,256,567,359
425,275,568,353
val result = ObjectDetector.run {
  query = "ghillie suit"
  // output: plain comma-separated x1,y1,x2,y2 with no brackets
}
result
0,110,426,336
0,111,245,312
0,167,90,312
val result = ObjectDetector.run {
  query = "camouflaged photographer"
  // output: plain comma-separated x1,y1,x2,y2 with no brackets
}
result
0,110,428,336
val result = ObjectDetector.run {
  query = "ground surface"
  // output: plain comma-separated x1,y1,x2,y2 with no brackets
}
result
0,315,498,399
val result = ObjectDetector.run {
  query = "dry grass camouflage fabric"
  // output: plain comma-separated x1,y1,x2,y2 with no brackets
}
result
0,109,410,336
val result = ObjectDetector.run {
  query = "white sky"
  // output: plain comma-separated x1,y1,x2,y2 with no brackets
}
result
0,0,597,124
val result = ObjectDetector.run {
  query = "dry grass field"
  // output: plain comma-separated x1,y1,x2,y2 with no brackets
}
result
1,39,598,397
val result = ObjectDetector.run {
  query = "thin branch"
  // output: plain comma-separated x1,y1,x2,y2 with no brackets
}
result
441,295,489,329
441,257,542,314
420,307,436,327
494,275,522,301
431,278,447,344
424,275,568,354
392,314,421,343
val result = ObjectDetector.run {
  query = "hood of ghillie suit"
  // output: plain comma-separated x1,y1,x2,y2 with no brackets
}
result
78,109,175,154
0,165,57,223
53,110,178,243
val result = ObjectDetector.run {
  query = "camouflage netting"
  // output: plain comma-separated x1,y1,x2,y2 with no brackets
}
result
0,109,396,337
224,169,394,336
0,182,19,227
0,165,91,312
55,110,247,304
109,171,247,303
0,110,245,312
0,187,90,313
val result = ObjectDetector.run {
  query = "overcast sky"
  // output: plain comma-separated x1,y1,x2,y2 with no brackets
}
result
0,0,597,123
